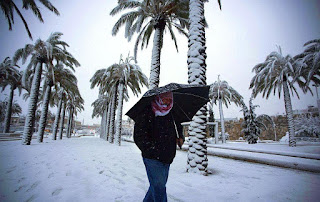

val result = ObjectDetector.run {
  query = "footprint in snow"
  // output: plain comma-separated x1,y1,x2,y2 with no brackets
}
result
26,181,40,192
52,188,63,196
48,173,54,179
26,194,37,202
14,184,27,192
6,166,17,174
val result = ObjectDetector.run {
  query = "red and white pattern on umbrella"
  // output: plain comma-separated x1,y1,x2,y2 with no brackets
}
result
151,92,173,117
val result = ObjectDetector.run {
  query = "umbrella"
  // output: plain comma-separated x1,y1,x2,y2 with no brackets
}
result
126,83,210,125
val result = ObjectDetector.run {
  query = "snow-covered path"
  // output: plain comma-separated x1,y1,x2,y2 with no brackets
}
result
1,136,320,202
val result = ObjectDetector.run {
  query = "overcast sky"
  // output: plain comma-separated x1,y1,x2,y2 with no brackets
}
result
0,0,319,125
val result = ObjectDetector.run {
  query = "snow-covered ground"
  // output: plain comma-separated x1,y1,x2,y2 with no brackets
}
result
1,136,320,202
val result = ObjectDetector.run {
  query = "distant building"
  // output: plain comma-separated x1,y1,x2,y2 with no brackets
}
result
293,105,319,116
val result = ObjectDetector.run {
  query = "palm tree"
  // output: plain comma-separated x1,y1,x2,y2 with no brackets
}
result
66,95,84,138
250,46,305,147
0,100,22,124
241,97,275,144
294,39,320,86
1,0,59,39
103,55,148,146
110,0,189,89
92,93,109,139
13,32,80,145
209,75,243,143
90,68,111,140
52,77,79,140
0,57,23,133
37,63,77,142
186,0,221,175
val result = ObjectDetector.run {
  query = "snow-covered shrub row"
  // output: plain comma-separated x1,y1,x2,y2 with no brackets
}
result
294,115,320,138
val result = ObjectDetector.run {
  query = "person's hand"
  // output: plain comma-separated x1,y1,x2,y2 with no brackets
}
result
176,138,184,149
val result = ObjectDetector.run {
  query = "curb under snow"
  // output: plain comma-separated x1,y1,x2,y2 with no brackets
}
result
122,138,320,173
180,145,320,173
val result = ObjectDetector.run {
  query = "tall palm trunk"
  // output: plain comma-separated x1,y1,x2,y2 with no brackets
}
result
3,85,14,133
149,26,164,89
109,88,118,143
66,107,73,138
283,80,296,147
58,102,66,140
101,109,106,139
103,108,108,140
22,62,43,145
69,111,74,137
52,98,63,140
186,0,208,175
105,100,112,141
37,83,52,142
219,98,226,143
115,82,124,146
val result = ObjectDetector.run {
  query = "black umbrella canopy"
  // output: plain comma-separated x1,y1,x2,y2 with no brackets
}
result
126,83,210,124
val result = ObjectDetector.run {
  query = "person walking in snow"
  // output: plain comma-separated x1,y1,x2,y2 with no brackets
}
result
134,92,184,202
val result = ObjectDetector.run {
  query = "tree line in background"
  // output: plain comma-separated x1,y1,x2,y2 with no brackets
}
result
0,32,83,145
1,0,319,176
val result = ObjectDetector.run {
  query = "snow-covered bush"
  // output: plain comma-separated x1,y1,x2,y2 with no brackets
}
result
294,115,320,138
241,97,275,144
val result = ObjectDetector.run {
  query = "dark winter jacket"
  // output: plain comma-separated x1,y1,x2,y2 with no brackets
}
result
133,108,184,164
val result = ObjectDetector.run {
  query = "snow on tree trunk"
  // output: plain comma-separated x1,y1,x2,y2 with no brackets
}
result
283,80,296,147
3,85,14,133
58,102,66,140
186,0,208,175
22,62,43,145
37,84,51,142
115,82,124,146
109,89,118,143
219,98,226,143
149,28,164,90
52,98,63,140
105,101,112,141
103,108,108,140
66,107,73,138
100,109,106,139
70,111,74,137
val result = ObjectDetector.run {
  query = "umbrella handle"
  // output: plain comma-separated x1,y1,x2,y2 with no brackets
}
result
171,113,179,139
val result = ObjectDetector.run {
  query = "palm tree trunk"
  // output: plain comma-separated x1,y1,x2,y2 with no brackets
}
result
109,89,118,143
66,107,73,138
22,62,43,145
3,85,14,133
219,98,226,143
115,82,124,146
70,111,74,137
52,98,63,140
101,109,106,139
283,81,296,147
186,0,208,175
58,102,66,140
105,101,112,141
37,84,51,142
149,27,164,89
103,108,108,140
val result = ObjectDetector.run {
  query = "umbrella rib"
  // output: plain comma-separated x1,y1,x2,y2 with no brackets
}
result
175,102,191,120
173,92,208,101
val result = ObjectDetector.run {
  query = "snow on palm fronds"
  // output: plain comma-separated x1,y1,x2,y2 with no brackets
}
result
241,97,275,144
294,39,320,87
294,115,320,138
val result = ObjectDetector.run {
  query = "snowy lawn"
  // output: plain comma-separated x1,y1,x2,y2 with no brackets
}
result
1,136,320,202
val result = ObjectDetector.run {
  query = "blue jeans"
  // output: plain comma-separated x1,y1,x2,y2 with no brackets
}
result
143,158,170,202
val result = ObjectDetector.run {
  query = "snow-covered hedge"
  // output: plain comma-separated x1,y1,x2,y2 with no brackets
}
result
294,115,320,138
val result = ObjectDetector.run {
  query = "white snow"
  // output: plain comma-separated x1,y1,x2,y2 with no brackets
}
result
1,136,320,202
